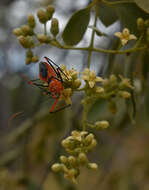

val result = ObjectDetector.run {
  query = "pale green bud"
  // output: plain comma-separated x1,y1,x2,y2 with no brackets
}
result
51,163,63,172
21,25,33,36
137,18,145,31
28,14,36,28
46,5,55,20
37,34,51,43
50,18,59,36
118,91,131,98
60,155,68,164
13,28,23,36
73,79,81,88
78,153,88,164
87,139,97,151
88,163,98,170
61,139,69,148
37,9,48,23
68,156,76,165
18,36,34,48
95,121,109,129
85,134,94,145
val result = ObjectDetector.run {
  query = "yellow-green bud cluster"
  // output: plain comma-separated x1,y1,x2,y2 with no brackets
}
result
37,34,51,43
13,14,36,64
37,5,55,24
61,130,97,155
60,65,81,90
25,49,39,65
51,131,98,183
137,17,149,42
99,75,133,99
18,36,34,49
50,18,59,37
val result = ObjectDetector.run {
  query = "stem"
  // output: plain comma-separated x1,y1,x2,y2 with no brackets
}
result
102,0,134,5
47,40,147,55
44,23,47,35
87,4,98,68
82,104,88,131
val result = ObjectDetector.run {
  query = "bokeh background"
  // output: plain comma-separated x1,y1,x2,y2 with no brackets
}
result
0,0,149,189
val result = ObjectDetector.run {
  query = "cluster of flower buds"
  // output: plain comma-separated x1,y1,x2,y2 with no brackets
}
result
51,130,98,183
61,65,81,89
13,13,38,64
81,69,133,103
137,17,149,42
13,5,60,64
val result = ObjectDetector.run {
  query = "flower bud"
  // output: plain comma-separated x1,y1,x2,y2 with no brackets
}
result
37,34,48,43
60,155,68,164
50,18,59,37
69,169,77,176
96,87,104,94
87,139,97,151
13,28,23,36
28,14,36,28
85,134,94,145
26,57,32,65
37,9,48,23
18,36,34,48
88,163,98,170
46,5,55,20
95,121,109,129
61,139,69,148
73,79,81,88
32,56,39,63
21,25,33,36
137,18,144,31
118,91,131,98
78,153,88,164
68,156,76,165
145,19,149,27
51,163,63,172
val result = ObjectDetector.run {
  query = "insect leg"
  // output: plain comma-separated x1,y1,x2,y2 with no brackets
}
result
50,104,71,113
49,98,59,113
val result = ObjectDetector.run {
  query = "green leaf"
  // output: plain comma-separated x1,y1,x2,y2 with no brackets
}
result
98,2,118,27
115,3,149,36
62,8,90,46
134,0,149,14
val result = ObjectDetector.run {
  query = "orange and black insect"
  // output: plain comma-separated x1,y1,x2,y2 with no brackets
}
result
29,56,70,113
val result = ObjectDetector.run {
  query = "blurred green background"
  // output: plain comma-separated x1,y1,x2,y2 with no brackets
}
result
0,0,149,189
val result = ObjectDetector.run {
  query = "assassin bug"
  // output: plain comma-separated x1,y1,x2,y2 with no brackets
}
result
29,57,70,113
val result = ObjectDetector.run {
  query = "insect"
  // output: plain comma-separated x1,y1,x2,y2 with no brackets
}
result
29,56,70,113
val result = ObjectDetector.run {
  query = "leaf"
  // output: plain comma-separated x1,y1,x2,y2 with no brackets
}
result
115,3,149,36
134,0,149,14
62,8,90,46
98,2,118,27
